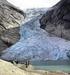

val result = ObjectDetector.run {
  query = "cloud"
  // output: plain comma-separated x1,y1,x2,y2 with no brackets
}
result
7,0,60,10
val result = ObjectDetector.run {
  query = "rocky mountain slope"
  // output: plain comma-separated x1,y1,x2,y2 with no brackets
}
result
0,0,25,30
40,0,70,40
0,0,25,52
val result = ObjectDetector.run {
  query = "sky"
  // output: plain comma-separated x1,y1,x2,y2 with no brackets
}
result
7,0,60,10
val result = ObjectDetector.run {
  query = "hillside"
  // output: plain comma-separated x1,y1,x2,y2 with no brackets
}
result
40,0,70,40
0,0,25,52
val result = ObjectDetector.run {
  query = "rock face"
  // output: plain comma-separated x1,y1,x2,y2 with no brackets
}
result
1,27,20,45
0,0,25,51
0,27,20,52
0,39,8,53
40,0,70,40
0,0,24,30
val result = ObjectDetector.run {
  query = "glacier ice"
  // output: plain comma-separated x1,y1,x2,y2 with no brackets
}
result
1,9,70,62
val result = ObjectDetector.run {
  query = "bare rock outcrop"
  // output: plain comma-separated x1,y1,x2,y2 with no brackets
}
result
0,0,25,51
40,0,70,40
0,0,25,30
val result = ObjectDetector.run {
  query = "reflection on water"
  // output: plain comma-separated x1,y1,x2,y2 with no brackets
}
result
31,60,70,73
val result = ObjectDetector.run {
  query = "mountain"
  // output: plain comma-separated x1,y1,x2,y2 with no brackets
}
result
0,1,70,62
1,14,70,62
0,0,25,52
40,0,70,40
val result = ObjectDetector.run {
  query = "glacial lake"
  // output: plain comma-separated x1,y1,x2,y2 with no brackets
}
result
31,60,70,73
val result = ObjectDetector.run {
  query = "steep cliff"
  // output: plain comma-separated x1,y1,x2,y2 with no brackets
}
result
0,0,25,52
40,0,70,40
0,0,25,30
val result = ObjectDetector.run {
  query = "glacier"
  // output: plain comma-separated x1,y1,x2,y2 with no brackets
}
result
0,8,70,62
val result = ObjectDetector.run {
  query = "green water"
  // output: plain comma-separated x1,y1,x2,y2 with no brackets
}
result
33,65,70,73
31,60,70,73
